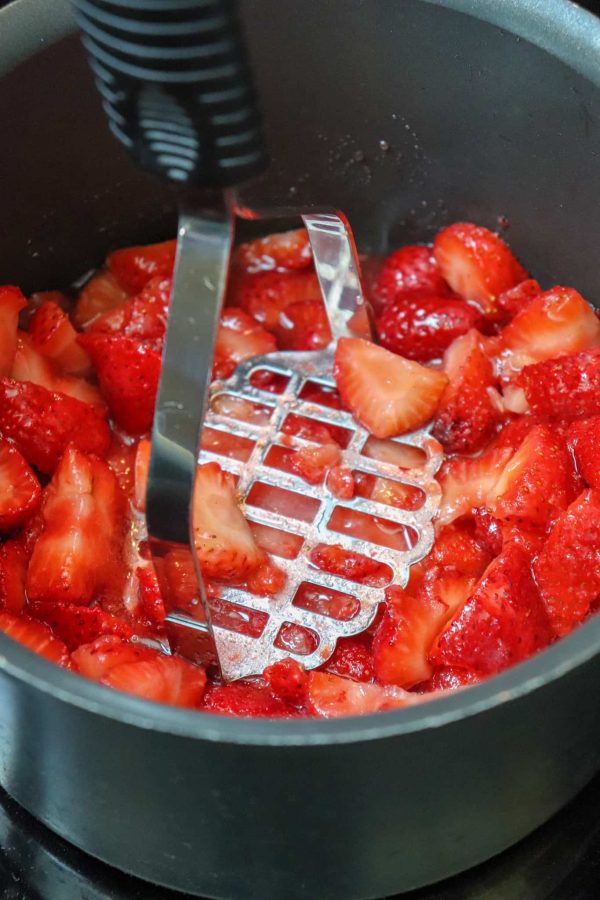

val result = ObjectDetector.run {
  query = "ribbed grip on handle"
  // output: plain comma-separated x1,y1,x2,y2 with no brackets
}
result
73,0,267,188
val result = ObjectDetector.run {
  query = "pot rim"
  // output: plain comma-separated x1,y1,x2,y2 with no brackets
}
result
1,0,600,746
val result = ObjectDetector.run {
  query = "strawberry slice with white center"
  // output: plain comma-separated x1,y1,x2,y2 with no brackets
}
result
193,462,264,580
436,446,513,527
213,308,277,380
334,337,448,438
12,333,105,412
433,222,527,313
101,655,207,708
307,671,414,717
29,300,92,375
491,287,600,378
72,635,158,680
0,440,41,532
74,270,130,330
0,612,69,665
26,447,126,606
0,286,27,376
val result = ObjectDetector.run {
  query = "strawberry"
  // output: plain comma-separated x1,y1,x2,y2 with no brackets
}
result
307,671,411,717
27,448,126,606
263,657,309,705
0,441,41,532
418,521,493,581
376,292,482,362
0,612,69,665
28,301,92,375
334,337,448,438
213,308,277,380
492,287,600,377
107,239,177,294
245,558,286,596
276,299,332,351
496,279,541,321
516,348,600,423
568,416,600,489
201,681,297,717
433,222,527,313
533,489,600,636
322,636,374,682
234,227,312,273
289,442,341,484
432,329,502,453
228,269,320,331
373,245,451,307
436,446,513,526
326,465,355,499
71,635,157,680
12,334,105,412
0,286,27,376
79,333,162,435
488,424,577,526
74,270,130,329
163,548,200,614
373,577,473,687
136,565,166,626
431,545,552,675
0,377,111,473
0,541,27,614
133,438,151,510
193,462,263,580
423,666,481,691
101,654,206,708
89,275,172,342
106,436,137,501
309,543,390,586
30,602,134,650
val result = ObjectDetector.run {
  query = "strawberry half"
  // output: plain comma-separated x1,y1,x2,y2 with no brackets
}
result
0,377,111,473
0,286,27,376
568,416,600,489
28,301,92,375
107,239,177,294
80,333,162,436
193,462,263,580
0,612,69,665
533,489,600,636
432,328,502,453
228,269,320,331
88,275,172,343
234,227,312,273
433,222,527,313
30,602,134,650
101,654,207,708
0,441,41,532
436,446,513,526
12,333,105,412
212,308,277,380
74,270,130,329
334,337,448,438
516,348,600,423
373,245,451,307
376,291,482,362
71,634,158,680
0,541,27,614
307,671,411,717
431,544,552,675
27,448,126,606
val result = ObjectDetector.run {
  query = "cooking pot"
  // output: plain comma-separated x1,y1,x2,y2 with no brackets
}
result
0,1,600,897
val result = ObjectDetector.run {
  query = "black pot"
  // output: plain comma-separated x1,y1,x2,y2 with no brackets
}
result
0,1,600,897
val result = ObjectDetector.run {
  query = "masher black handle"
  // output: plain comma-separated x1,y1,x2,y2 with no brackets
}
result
73,0,267,189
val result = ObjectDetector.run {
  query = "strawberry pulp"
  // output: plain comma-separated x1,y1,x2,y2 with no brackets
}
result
0,222,597,717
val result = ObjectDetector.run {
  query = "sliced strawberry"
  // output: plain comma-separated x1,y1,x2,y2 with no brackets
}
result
321,636,374,682
568,416,600,489
309,543,390,586
245,558,286,596
436,446,513,526
496,279,541,321
326,465,355,499
133,438,151,511
27,448,126,606
79,333,161,435
201,681,297,718
193,462,263,580
0,377,111,473
12,333,105,412
488,424,577,526
102,654,206,708
0,541,27,614
516,348,600,423
307,671,411,717
433,222,527,313
89,275,172,342
28,301,92,375
373,245,451,307
136,565,166,626
423,666,481,692
234,227,312,273
492,287,600,377
334,337,448,438
276,299,332,351
213,308,277,380
431,545,552,675
163,548,200,614
107,239,177,294
228,269,320,331
0,286,27,376
0,441,41,532
0,612,69,665
74,270,130,329
71,635,157,680
421,521,494,581
105,436,137,501
533,489,600,636
30,602,134,650
289,442,341,484
432,329,502,453
376,291,482,363
263,657,309,705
